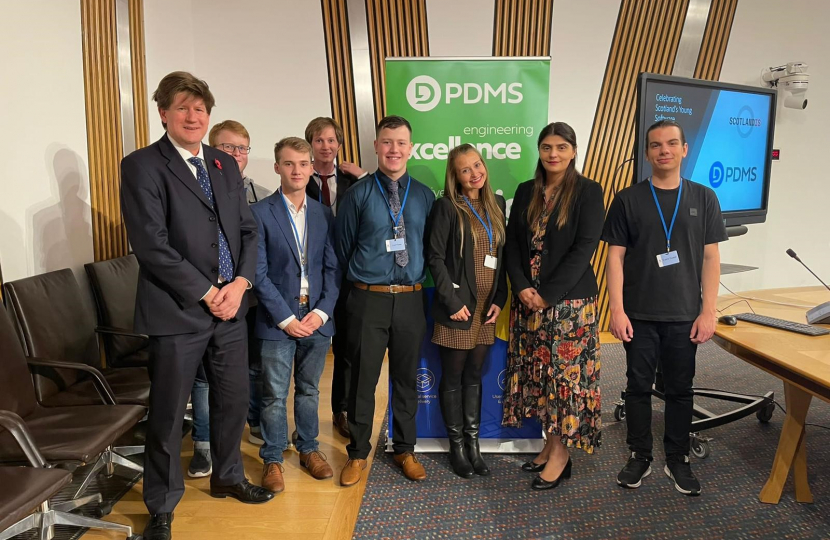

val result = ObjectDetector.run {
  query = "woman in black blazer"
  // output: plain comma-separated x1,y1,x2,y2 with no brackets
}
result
427,144,507,478
501,122,604,490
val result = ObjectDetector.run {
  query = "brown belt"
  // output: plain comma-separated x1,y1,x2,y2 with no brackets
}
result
299,295,309,304
353,282,422,294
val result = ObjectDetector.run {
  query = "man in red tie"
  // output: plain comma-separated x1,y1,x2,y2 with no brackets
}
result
304,117,365,440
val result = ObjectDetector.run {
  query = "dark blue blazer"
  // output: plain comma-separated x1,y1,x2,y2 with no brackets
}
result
251,192,340,340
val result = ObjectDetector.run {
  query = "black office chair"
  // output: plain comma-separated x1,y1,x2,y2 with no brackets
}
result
0,411,136,540
85,254,150,368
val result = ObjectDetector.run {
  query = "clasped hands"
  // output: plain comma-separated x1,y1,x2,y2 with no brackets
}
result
518,287,549,312
450,304,502,324
203,278,248,321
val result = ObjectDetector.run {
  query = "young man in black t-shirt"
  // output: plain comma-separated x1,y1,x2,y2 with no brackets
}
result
603,120,728,496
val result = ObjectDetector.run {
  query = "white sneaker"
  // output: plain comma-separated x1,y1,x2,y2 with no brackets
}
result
248,426,264,445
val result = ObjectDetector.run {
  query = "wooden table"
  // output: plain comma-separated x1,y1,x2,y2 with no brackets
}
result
714,286,830,504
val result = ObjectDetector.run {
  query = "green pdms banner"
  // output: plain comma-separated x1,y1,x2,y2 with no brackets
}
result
385,57,550,210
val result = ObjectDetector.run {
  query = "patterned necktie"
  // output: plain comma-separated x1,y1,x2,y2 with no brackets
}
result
319,174,334,206
387,180,408,267
188,157,235,281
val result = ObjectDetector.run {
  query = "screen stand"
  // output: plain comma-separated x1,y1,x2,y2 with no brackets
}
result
726,225,748,237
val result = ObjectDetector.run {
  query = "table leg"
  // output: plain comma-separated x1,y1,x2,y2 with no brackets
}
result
759,382,812,504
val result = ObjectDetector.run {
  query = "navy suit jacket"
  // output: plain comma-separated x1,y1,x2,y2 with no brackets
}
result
120,133,258,335
251,192,340,340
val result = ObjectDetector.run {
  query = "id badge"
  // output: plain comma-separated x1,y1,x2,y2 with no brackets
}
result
386,238,406,252
484,255,498,269
656,250,680,268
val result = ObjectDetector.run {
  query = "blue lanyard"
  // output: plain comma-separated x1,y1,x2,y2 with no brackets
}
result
374,173,411,231
462,196,493,253
648,178,682,253
278,189,308,266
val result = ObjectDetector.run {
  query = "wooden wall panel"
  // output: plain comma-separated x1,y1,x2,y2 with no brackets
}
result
694,0,739,80
493,0,554,56
321,0,360,165
81,0,128,262
365,0,429,122
129,0,150,149
81,0,149,262
582,0,690,330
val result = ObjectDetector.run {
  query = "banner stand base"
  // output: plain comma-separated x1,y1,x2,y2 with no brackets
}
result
386,437,544,454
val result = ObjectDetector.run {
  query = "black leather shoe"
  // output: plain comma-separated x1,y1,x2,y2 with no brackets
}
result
210,479,275,503
531,458,572,490
521,460,547,473
143,513,173,540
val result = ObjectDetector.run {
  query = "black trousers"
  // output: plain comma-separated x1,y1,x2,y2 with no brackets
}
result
144,318,249,514
330,280,352,415
623,318,697,460
345,287,426,459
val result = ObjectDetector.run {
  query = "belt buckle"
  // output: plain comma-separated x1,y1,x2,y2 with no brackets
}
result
388,285,396,294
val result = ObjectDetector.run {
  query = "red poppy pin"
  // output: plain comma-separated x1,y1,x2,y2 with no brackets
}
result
214,159,222,170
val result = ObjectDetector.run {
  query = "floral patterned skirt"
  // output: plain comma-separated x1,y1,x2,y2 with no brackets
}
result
501,296,601,454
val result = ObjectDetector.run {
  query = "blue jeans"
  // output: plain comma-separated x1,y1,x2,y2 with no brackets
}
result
191,364,210,445
259,310,330,464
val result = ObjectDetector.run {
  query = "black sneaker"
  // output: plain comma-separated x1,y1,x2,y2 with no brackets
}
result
617,452,652,488
187,448,212,478
664,455,701,496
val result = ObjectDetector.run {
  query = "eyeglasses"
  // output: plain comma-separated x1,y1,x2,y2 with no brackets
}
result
216,143,251,155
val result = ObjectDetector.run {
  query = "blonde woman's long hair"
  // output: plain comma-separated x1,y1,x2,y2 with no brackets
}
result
443,144,506,256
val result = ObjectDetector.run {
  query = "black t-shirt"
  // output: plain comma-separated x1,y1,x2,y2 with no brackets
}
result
602,179,728,322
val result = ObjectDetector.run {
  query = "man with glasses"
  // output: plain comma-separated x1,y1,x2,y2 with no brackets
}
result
186,120,273,480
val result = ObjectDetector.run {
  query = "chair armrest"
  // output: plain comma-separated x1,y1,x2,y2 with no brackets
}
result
95,326,149,340
25,357,118,405
0,410,48,468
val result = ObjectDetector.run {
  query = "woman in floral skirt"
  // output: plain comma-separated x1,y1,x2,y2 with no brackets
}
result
502,122,604,490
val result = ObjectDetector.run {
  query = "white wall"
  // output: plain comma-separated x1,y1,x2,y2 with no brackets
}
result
718,0,830,292
0,2,93,283
549,0,621,169
143,0,332,192
427,0,495,57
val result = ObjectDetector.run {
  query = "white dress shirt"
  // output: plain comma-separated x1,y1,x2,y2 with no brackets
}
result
311,168,339,215
277,190,330,330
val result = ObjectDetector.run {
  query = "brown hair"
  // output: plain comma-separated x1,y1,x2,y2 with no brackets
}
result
376,115,412,136
274,137,312,163
443,144,505,255
304,117,345,146
209,120,250,146
646,119,687,146
152,71,215,128
526,122,580,231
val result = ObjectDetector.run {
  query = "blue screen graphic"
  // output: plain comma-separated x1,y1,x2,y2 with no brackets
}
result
641,81,773,213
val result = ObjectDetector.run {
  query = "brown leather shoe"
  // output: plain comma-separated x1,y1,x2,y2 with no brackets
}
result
300,451,334,480
393,452,427,481
339,458,367,487
261,462,285,493
333,412,350,438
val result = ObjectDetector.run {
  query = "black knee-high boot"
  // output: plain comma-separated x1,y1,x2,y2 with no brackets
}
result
440,388,474,478
462,384,490,476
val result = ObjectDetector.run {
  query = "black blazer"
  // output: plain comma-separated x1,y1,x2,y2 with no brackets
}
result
120,134,258,336
504,175,604,305
427,195,508,330
306,168,360,211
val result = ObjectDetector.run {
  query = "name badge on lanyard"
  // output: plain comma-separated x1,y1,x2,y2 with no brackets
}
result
375,174,411,253
649,178,682,268
463,196,497,269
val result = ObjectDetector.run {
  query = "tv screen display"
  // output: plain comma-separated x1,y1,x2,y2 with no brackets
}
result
635,74,777,226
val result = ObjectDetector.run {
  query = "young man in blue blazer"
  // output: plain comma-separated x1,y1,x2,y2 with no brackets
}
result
250,137,340,494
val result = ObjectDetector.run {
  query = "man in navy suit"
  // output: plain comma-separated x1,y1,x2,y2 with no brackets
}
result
251,137,340,494
120,72,274,540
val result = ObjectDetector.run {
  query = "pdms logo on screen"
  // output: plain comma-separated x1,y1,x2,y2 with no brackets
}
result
709,161,757,188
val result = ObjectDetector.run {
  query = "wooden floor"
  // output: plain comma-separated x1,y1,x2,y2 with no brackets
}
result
83,354,390,540
85,332,617,539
